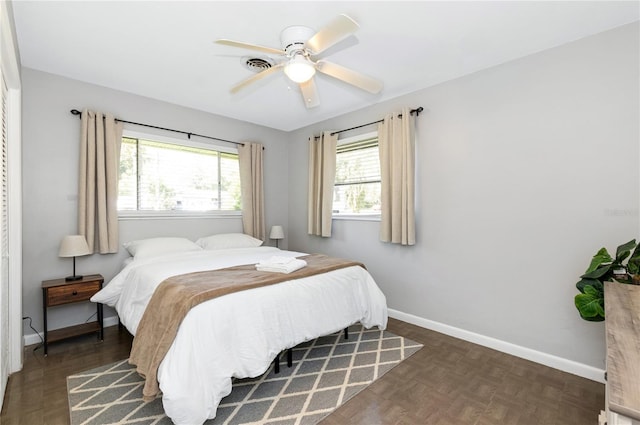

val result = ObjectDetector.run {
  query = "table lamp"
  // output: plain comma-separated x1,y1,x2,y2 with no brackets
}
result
269,225,284,248
59,235,91,281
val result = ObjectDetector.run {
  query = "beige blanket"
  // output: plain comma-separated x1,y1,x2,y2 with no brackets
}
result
129,253,364,400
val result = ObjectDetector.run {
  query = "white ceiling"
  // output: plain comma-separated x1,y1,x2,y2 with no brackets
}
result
12,1,639,132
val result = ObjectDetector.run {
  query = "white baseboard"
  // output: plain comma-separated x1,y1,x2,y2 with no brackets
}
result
388,308,606,384
23,315,120,347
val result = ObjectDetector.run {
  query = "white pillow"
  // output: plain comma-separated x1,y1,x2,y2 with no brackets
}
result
123,237,201,260
196,233,263,250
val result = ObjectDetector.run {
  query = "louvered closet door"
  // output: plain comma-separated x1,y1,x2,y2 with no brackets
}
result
0,73,9,399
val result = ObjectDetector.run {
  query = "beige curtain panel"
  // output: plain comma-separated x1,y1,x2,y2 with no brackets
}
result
378,107,416,246
78,109,124,254
238,142,266,241
308,131,337,237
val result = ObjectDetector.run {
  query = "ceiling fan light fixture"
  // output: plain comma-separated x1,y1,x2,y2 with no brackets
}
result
219,15,381,109
284,55,316,83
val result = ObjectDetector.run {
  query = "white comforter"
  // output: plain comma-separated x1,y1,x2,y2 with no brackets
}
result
91,247,388,425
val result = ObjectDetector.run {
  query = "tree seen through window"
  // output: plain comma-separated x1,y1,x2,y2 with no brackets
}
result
118,137,241,212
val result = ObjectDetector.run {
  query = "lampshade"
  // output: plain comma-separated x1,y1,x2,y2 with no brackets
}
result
270,225,284,240
58,235,91,258
283,56,316,83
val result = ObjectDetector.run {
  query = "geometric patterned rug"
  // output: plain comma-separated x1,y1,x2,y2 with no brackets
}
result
67,324,423,425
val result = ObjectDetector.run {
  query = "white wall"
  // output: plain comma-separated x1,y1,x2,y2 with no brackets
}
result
287,23,639,374
21,68,289,336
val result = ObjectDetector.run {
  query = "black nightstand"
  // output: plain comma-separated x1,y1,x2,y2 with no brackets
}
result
41,274,104,355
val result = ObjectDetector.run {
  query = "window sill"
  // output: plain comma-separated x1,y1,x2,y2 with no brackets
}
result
118,211,242,220
332,214,381,222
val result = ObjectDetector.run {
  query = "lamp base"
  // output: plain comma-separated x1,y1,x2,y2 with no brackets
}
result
65,275,83,282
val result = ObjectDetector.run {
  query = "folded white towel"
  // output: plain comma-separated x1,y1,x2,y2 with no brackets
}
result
256,258,307,274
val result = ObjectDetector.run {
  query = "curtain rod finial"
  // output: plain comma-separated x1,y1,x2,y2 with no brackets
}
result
70,109,81,116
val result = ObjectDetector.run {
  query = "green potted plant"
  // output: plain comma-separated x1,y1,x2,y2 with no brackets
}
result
574,239,640,321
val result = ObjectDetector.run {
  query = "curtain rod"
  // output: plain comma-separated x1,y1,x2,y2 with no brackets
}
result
329,106,423,137
69,109,245,146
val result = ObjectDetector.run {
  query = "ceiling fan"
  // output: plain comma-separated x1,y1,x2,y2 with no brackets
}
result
215,14,383,108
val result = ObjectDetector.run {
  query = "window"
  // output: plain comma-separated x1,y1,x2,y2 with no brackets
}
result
333,132,381,216
118,133,241,215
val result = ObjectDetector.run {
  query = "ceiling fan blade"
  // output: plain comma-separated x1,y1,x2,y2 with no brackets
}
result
215,39,284,56
316,60,383,94
299,79,320,109
230,63,285,94
305,14,359,55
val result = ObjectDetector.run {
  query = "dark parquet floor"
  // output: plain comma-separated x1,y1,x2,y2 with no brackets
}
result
0,318,604,424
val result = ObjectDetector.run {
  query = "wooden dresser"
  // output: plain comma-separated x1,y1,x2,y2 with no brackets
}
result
602,281,640,425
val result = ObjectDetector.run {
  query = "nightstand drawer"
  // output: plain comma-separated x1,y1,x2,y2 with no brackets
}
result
46,281,101,306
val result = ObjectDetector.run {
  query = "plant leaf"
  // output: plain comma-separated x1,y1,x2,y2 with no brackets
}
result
615,239,636,264
576,278,601,294
591,280,604,292
575,287,605,321
581,315,605,322
584,285,600,296
628,241,640,275
584,248,613,274
582,264,612,279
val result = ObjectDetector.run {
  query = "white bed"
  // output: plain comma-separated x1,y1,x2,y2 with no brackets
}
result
91,239,388,425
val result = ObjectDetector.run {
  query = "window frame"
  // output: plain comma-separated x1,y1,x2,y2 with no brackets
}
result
117,130,242,220
333,131,381,221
